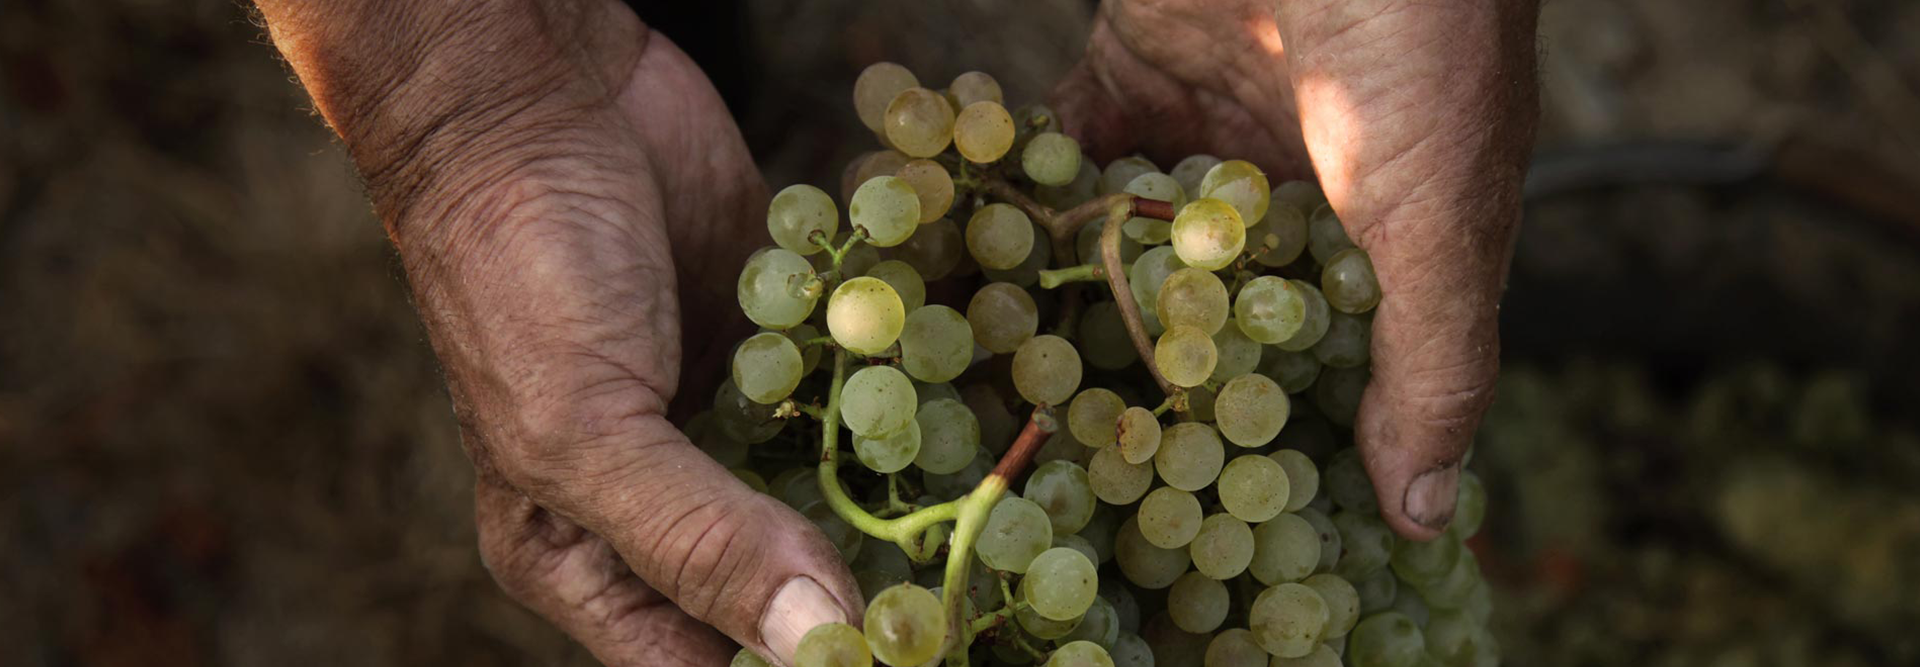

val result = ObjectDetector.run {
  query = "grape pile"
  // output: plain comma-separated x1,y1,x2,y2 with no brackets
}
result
710,63,1497,667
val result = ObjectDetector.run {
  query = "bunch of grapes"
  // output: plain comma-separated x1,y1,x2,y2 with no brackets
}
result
708,62,1497,667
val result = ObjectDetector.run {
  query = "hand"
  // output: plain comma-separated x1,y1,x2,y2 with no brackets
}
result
256,1,858,665
1053,0,1540,539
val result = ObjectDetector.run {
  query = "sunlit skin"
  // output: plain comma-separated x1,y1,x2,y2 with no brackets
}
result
253,0,1539,665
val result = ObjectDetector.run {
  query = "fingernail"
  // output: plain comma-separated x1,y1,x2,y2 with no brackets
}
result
1404,464,1461,531
760,576,848,665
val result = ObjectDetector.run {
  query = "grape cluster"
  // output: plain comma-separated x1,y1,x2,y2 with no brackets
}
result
710,63,1497,667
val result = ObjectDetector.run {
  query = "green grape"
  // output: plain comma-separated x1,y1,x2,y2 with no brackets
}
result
1170,154,1221,196
1423,610,1494,667
802,501,865,563
1154,422,1225,491
1155,268,1229,334
886,216,963,280
979,496,1054,573
714,378,784,443
768,184,839,255
1415,548,1480,609
1303,574,1360,638
967,202,1035,270
1111,634,1152,667
914,398,980,474
1145,613,1213,667
1024,547,1100,620
924,446,993,500
1321,248,1381,314
1249,583,1330,658
1165,570,1227,633
738,247,820,329
1218,454,1290,522
1024,132,1083,186
827,276,905,356
1215,373,1289,448
1115,406,1162,464
840,365,914,438
899,305,973,383
1088,445,1153,505
963,383,1016,455
854,420,921,473
1198,159,1270,228
731,332,804,404
1209,322,1261,382
1062,594,1120,648
1041,158,1102,210
1080,505,1121,564
954,100,1015,163
1026,460,1097,533
1269,449,1320,512
1154,325,1218,388
968,282,1039,354
1354,568,1398,615
849,175,920,247
845,150,912,202
794,621,871,667
1013,334,1084,406
767,468,815,507
1099,156,1160,195
914,379,960,404
1460,579,1493,625
1252,198,1309,267
1205,628,1269,667
1331,510,1395,580
1271,644,1340,667
1137,487,1203,548
864,583,947,666
981,221,1050,286
866,260,926,312
1347,612,1426,667
1128,246,1186,313
1258,345,1322,394
1294,507,1342,574
884,87,955,158
1122,172,1186,244
854,62,918,132
851,541,913,598
1017,601,1084,640
1306,205,1357,265
1388,581,1431,628
782,323,825,375
1272,180,1327,212
1450,471,1486,539
1100,578,1140,633
1249,513,1321,585
1190,513,1255,579
1068,388,1126,447
731,648,774,667
1232,276,1306,344
1312,366,1369,427
1115,516,1190,589
948,70,1003,106
1053,533,1102,567
1391,531,1462,586
1037,428,1095,467
1312,311,1371,369
1324,448,1377,513
836,242,883,279
1077,218,1145,266
1047,640,1114,667
896,159,954,224
1171,198,1246,271
1273,280,1331,352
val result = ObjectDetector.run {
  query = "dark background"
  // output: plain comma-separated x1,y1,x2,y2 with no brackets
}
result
2,1,1917,665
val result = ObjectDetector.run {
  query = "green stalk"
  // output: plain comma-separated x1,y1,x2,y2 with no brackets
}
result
816,348,961,558
936,407,1057,667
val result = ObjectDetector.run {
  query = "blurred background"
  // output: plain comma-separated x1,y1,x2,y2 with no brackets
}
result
3,1,1917,665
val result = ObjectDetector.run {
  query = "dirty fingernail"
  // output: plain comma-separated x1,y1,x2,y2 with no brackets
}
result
1404,464,1461,531
760,576,847,665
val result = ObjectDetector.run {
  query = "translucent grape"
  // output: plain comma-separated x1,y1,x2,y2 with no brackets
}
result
1423,610,1493,667
1325,448,1378,513
1122,172,1186,244
884,87,956,158
1013,335,1084,406
854,62,918,132
1100,578,1139,632
1018,601,1083,639
1026,460,1097,533
864,584,947,666
865,260,926,312
793,622,871,667
914,380,960,405
1167,571,1228,633
802,500,864,563
732,332,804,404
954,100,1016,163
1024,547,1100,621
924,446,993,500
1331,510,1396,580
1062,595,1120,648
1218,454,1290,522
1215,373,1289,447
1312,366,1369,427
1271,644,1340,667
1190,513,1254,579
963,383,1016,455
1390,530,1462,586
1307,205,1357,265
1154,325,1218,388
950,71,1003,106
1413,547,1480,609
1099,156,1159,195
827,276,905,355
834,242,883,279
1089,444,1154,505
899,305,973,383
732,648,773,667
1127,246,1186,313
1115,515,1190,589
841,365,915,438
1347,612,1426,667
1303,573,1360,638
979,496,1053,573
1270,449,1320,512
1155,268,1229,334
738,247,819,329
1010,102,1060,156
1205,628,1268,667
887,217,963,280
1198,159,1270,227
1296,507,1343,574
1170,154,1221,196
1451,470,1486,539
980,222,1050,286
1068,388,1126,448
914,398,981,474
848,175,920,247
851,542,913,600
1259,346,1322,394
1233,275,1307,344
1209,322,1261,382
782,323,824,375
1321,248,1382,314
1037,424,1095,467
1252,198,1309,267
1312,311,1371,369
1250,513,1321,585
1077,218,1145,267
967,282,1039,354
845,150,912,202
1024,132,1083,186
1249,582,1330,658
1273,280,1331,352
1115,406,1162,464
715,378,784,444
1041,158,1103,210
1047,641,1114,667
1111,634,1153,667
1355,568,1399,615
1053,533,1101,567
1273,180,1327,212
854,420,921,473
896,159,954,224
1154,422,1225,491
1137,486,1203,549
1081,506,1121,564
768,184,839,255
1170,198,1246,271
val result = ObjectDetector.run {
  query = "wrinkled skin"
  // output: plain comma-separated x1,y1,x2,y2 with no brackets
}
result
255,0,1536,665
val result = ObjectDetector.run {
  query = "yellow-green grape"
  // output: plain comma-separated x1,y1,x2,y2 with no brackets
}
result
845,150,912,202
1331,510,1396,580
1053,533,1101,567
848,176,920,248
1047,640,1114,667
1099,156,1159,195
1198,159,1270,228
851,542,913,600
1077,218,1145,266
981,222,1050,286
914,380,961,404
1013,335,1083,406
827,276,905,355
1347,612,1426,667
1270,449,1320,512
1080,301,1141,371
950,70,1003,106
1252,198,1309,267
714,377,783,444
1259,346,1322,395
1027,460,1096,533
1067,388,1125,447
1322,248,1382,316
1390,530,1462,586
980,496,1054,573
1302,574,1360,638
1171,198,1246,271
1218,454,1290,522
737,247,819,329
967,203,1035,270
854,62,917,132
1127,245,1185,312
967,282,1038,354
731,332,804,404
1190,513,1255,579
865,260,925,312
1122,172,1186,244
1423,610,1494,667
731,648,774,667
1023,547,1100,621
963,383,1015,456
1274,280,1331,352
1041,158,1102,210
1167,571,1228,633
1137,486,1203,548
1270,643,1341,667
1155,421,1224,491
1155,267,1229,334
1249,582,1330,658
1062,595,1120,647
1115,406,1161,464
840,365,915,438
1216,373,1290,447
1296,507,1343,575
1324,448,1377,513
1307,204,1357,264
1023,132,1083,186
1312,311,1371,369
1017,603,1084,640
1009,102,1060,156
1313,366,1369,427
801,500,865,563
1451,470,1486,539
914,398,980,474
835,243,883,279
1154,325,1218,388
895,159,954,224
1115,515,1191,589
1210,321,1261,382
768,184,838,255
924,447,993,500
887,217,963,281
1233,275,1307,344
1250,512,1321,585
1205,628,1270,667
1037,428,1094,467
899,305,972,383
854,421,921,473
1171,154,1221,196
954,100,1015,163
884,87,955,158
794,621,872,667
864,584,947,666
781,323,824,376
1419,548,1481,609
1088,444,1154,505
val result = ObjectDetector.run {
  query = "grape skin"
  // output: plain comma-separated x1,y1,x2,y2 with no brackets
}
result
1023,547,1100,621
865,260,926,312
1068,388,1126,448
864,584,947,666
1274,280,1332,352
853,62,918,132
1171,198,1247,271
1307,204,1358,265
1154,325,1218,388
1156,267,1230,334
1218,454,1290,523
967,282,1039,354
898,305,973,383
1189,513,1255,580
979,496,1054,573
1250,513,1322,585
731,332,804,404
840,365,915,438
1347,612,1427,667
768,184,839,255
914,398,980,474
1046,640,1114,667
1026,459,1097,534
1270,449,1321,512
1249,582,1331,658
1154,422,1226,491
1115,406,1162,464
1115,516,1190,589
895,159,954,224
1215,373,1290,448
854,420,921,474
1205,628,1270,667
826,276,906,355
848,175,921,247
1321,247,1382,313
1233,275,1307,344
1013,334,1084,406
1303,573,1361,638
884,87,956,158
950,71,1004,106
1198,159,1271,228
1089,445,1154,505
954,100,1015,163
1167,571,1228,633
1024,132,1084,186
1137,486,1203,549
967,202,1036,270
793,622,871,667
737,247,819,329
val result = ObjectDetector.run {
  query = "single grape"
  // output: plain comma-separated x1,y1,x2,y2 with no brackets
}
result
1037,424,1095,467
1258,345,1322,395
1423,610,1493,667
1354,568,1398,615
1461,579,1494,625
1122,172,1186,244
924,446,993,500
1100,578,1140,633
1295,507,1343,574
1115,406,1161,464
845,150,912,202
895,159,954,224
1249,582,1330,658
1324,448,1378,513
801,500,864,563
1390,578,1432,628
854,62,918,132
1252,198,1309,267
1215,373,1289,447
1127,246,1186,313
1088,444,1154,505
1080,506,1121,564
1068,388,1126,448
1321,247,1382,313
731,332,804,404
1024,132,1083,186
1171,198,1246,271
1137,486,1203,548
1451,470,1487,539
950,71,1004,106
1041,158,1103,210
1390,530,1462,586
963,383,1016,455
1312,311,1371,369
899,305,973,383
979,496,1054,573
1312,366,1369,427
854,420,921,473
954,100,1015,163
848,175,920,247
884,87,955,158
1024,547,1100,621
1218,454,1290,522
1167,571,1228,633
1062,594,1120,648
1347,612,1426,667
851,541,913,597
864,584,947,666
1099,156,1160,195
1170,154,1221,196
738,247,819,329
1115,515,1191,589
1273,280,1331,352
731,648,774,667
1210,322,1261,381
841,365,915,438
782,323,824,375
1154,325,1218,388
1250,512,1321,585
1155,267,1230,334
1027,460,1097,533
1111,634,1153,667
714,378,784,443
1154,422,1225,491
886,216,963,280
793,622,871,667
1198,159,1270,227
1233,275,1307,344
1273,180,1327,212
1307,204,1357,265
914,398,981,474
1013,335,1084,406
1331,510,1396,580
1190,513,1255,579
967,282,1039,354
827,276,905,355
1303,573,1361,638
865,260,926,312
1017,600,1085,640
980,221,1050,286
1205,628,1269,667
1269,449,1320,512
1047,640,1115,667
768,184,839,255
1053,533,1102,567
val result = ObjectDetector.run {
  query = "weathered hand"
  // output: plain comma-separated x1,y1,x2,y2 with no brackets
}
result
1054,0,1540,539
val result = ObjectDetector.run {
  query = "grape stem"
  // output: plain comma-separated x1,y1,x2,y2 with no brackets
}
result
816,349,960,558
1098,197,1179,397
1035,263,1110,289
933,406,1057,667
